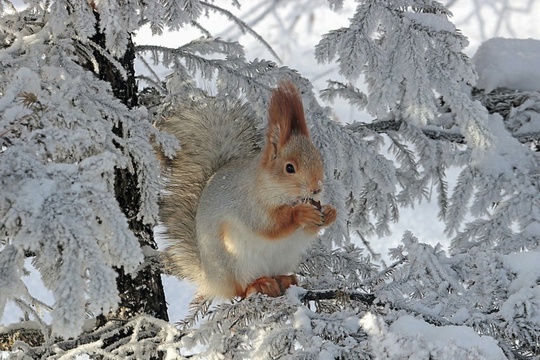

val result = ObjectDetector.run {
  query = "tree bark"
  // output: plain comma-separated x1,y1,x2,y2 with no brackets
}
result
86,12,169,326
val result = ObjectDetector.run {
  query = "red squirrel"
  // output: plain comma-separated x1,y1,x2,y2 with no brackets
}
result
160,81,336,299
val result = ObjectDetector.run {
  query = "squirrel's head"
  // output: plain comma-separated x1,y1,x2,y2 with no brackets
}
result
259,81,324,206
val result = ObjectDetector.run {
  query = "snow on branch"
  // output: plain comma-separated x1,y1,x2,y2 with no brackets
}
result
2,1,540,358
199,1,282,62
316,0,493,151
320,80,368,110
345,117,540,146
0,3,173,337
3,316,181,359
346,119,466,144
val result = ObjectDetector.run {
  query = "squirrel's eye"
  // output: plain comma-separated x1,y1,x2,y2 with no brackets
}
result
285,163,296,174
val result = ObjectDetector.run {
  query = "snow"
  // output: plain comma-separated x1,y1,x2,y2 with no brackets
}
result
471,113,526,177
343,316,361,333
140,4,540,347
292,306,312,331
404,12,456,32
500,286,540,325
473,38,540,92
361,312,508,359
503,251,540,292
285,284,307,305
389,315,506,359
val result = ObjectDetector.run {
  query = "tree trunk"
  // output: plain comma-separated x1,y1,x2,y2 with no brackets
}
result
86,13,169,325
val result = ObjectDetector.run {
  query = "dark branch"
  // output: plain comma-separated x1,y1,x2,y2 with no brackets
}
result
346,119,540,145
345,120,467,144
345,88,540,146
0,326,45,351
300,289,376,305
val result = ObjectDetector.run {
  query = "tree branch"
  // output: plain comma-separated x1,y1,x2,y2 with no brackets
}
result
345,88,540,146
300,289,376,305
0,325,45,351
2,316,180,358
346,118,540,145
345,120,468,144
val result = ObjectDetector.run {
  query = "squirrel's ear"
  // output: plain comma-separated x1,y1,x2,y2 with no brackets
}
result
263,81,309,160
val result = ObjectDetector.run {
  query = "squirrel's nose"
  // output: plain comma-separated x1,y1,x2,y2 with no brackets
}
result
311,180,323,195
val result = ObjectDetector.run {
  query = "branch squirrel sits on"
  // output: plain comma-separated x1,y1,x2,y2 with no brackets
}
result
159,81,337,299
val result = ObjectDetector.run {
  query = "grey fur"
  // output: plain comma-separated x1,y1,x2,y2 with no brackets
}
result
159,98,261,283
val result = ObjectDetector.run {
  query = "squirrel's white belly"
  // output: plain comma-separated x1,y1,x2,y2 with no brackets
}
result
223,221,317,285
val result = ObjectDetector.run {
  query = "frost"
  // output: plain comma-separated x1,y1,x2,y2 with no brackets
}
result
293,307,313,331
404,12,456,32
503,251,540,292
0,3,159,338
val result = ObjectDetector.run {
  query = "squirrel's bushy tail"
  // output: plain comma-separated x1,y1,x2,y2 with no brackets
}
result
158,97,260,283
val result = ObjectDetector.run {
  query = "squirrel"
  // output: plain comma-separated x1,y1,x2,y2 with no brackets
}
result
159,81,337,299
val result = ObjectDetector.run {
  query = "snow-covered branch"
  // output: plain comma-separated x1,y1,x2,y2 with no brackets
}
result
345,119,466,144
345,87,540,147
5,316,181,359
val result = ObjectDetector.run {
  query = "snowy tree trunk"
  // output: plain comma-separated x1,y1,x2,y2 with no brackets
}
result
85,15,168,325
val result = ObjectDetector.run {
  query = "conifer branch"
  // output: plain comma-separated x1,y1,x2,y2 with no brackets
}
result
199,1,282,63
86,39,128,80
136,54,163,87
190,20,212,37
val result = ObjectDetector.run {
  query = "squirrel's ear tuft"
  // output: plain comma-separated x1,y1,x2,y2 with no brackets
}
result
266,81,309,149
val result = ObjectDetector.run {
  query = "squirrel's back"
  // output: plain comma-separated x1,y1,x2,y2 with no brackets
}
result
158,97,260,283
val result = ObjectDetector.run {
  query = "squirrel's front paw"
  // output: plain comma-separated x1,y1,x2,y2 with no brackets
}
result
321,205,337,227
292,203,324,227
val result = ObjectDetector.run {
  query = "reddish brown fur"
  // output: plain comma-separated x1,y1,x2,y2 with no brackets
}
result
88,0,97,11
245,276,282,297
243,275,298,298
263,81,310,161
259,203,337,239
229,81,337,299
273,274,298,293
320,205,337,230
234,281,247,298
259,203,323,239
